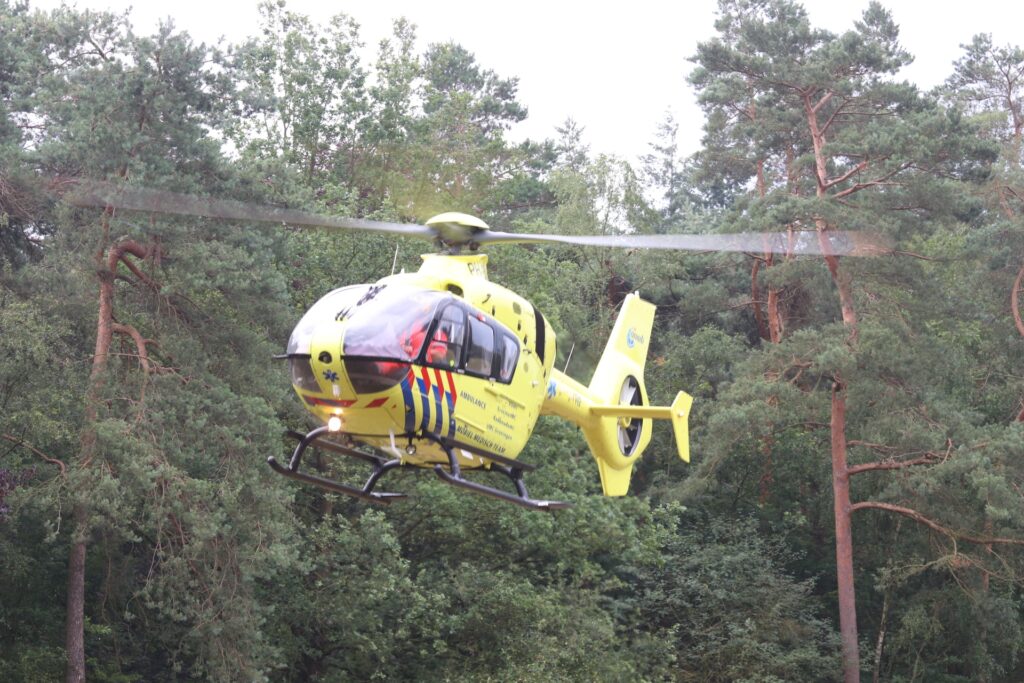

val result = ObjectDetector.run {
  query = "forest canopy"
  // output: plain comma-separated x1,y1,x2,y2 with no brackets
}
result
2,1,1024,681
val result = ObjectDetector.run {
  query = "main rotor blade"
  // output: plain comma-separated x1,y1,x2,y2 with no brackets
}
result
476,229,891,257
64,181,437,240
60,180,891,257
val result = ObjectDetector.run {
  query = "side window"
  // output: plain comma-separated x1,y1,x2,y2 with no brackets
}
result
426,305,466,368
498,334,518,382
466,316,495,377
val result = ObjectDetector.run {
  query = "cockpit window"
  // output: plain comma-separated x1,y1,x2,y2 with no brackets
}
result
466,315,494,377
424,304,466,368
287,285,371,355
498,334,518,382
342,287,448,361
295,285,520,386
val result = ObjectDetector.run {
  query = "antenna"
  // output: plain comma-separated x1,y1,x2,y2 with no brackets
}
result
390,244,400,276
563,342,575,373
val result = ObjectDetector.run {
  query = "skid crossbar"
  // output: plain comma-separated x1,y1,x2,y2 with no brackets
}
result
268,427,570,511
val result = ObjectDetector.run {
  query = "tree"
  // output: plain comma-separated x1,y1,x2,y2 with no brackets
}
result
690,2,1014,680
381,40,534,218
0,1,61,266
0,8,306,679
945,35,1024,419
229,0,367,185
636,513,840,682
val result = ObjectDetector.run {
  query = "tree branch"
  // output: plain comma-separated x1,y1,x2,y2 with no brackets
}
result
120,256,161,292
1,433,67,477
823,159,870,191
811,90,834,114
818,96,850,137
847,454,941,476
832,163,907,199
108,239,161,292
1012,261,1024,338
852,501,1024,546
111,323,155,375
848,439,953,475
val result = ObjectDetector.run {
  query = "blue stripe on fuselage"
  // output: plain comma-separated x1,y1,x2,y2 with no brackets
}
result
415,377,430,432
443,384,454,437
400,377,415,434
432,382,443,434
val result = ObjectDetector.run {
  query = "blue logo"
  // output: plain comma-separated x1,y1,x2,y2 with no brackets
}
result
323,369,339,382
626,327,645,349
546,380,557,399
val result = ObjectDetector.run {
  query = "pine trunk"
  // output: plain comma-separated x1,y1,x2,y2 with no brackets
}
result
65,229,118,681
832,381,860,682
64,503,88,683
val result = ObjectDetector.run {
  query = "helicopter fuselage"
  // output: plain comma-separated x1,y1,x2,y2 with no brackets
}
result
285,253,556,469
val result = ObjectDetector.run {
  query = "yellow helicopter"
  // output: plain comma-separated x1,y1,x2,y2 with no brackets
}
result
68,183,886,510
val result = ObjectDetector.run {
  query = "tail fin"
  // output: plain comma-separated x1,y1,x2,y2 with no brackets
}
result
543,293,693,496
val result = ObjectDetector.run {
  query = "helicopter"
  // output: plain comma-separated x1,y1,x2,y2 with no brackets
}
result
67,182,888,511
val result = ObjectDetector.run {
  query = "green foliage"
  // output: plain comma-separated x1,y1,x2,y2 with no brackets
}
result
4,2,1024,682
635,513,840,682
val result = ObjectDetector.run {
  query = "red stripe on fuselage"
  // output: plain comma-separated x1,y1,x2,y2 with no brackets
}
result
445,371,457,406
419,366,432,394
432,368,444,399
366,397,388,408
303,396,356,408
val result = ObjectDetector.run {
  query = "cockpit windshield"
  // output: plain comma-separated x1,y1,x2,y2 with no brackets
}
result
342,287,449,361
287,285,371,355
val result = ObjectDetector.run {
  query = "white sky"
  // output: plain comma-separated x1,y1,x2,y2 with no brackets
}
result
30,0,1024,164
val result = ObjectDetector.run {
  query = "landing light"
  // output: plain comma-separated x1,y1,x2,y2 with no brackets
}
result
327,416,343,432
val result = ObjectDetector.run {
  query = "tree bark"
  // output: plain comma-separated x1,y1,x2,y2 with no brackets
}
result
871,587,890,683
1012,262,1024,339
767,285,783,343
65,504,88,683
816,217,858,338
805,93,861,680
751,257,770,341
832,380,861,683
65,224,126,681
65,289,112,681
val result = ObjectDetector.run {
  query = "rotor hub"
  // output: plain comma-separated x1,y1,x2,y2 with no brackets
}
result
426,212,489,249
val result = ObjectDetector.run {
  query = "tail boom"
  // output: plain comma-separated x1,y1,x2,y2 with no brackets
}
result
541,293,693,496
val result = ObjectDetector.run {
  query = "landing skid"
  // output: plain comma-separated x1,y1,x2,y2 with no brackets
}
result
267,427,571,511
419,432,572,511
268,426,406,505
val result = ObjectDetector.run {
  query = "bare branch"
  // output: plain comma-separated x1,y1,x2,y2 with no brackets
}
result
852,501,1024,546
847,454,941,476
111,323,154,374
811,90,834,114
890,250,945,262
1,433,67,477
823,160,870,191
819,96,850,137
108,239,161,291
832,163,907,199
1012,261,1024,338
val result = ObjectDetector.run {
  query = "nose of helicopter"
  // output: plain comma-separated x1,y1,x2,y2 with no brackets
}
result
287,317,418,438
287,319,354,400
284,283,451,429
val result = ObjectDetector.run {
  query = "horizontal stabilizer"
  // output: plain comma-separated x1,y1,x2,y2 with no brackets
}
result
589,389,692,463
669,391,693,463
